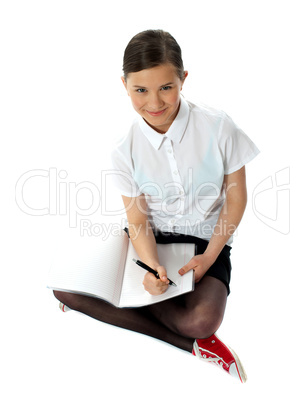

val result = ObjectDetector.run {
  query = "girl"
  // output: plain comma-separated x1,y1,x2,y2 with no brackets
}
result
54,30,259,383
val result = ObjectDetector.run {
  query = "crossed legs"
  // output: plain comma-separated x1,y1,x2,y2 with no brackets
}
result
53,275,227,353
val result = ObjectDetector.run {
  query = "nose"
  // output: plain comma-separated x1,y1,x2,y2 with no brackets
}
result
147,92,165,110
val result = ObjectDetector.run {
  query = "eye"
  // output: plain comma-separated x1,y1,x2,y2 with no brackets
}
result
161,86,172,91
136,88,147,93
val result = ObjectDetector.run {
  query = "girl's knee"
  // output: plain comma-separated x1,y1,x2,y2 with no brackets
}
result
178,310,223,339
194,314,222,339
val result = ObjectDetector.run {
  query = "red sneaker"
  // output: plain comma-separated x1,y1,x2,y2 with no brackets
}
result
192,333,247,383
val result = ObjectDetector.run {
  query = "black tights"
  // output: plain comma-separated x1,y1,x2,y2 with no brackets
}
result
53,275,227,353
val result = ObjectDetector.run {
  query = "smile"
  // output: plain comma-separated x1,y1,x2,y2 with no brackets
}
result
146,109,167,117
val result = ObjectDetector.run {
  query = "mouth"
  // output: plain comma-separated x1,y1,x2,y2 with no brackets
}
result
146,108,167,117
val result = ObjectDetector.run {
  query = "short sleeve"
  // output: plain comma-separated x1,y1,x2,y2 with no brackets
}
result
110,147,141,197
218,113,260,175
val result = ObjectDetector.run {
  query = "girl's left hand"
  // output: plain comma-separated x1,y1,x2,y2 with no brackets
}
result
178,253,216,283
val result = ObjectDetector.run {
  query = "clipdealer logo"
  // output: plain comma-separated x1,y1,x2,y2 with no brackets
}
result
14,167,225,227
15,166,291,236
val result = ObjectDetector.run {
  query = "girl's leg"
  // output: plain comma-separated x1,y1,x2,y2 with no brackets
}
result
54,278,246,381
147,276,228,339
53,275,227,352
53,290,194,352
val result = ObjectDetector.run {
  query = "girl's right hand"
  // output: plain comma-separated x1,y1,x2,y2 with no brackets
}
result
142,265,169,295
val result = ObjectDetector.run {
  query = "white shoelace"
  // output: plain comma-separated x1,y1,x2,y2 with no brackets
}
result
194,343,229,367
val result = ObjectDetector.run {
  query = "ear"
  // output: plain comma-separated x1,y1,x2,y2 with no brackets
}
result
181,71,188,90
121,76,128,90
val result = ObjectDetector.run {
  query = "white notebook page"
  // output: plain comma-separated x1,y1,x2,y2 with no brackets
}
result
119,242,195,307
48,230,129,306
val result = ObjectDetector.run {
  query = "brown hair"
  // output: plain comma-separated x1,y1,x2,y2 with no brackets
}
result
122,30,185,80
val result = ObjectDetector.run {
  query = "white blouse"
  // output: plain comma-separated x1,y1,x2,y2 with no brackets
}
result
111,97,259,245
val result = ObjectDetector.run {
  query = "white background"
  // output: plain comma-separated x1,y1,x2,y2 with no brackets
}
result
1,0,303,400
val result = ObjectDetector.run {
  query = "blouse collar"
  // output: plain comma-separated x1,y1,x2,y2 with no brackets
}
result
138,96,190,150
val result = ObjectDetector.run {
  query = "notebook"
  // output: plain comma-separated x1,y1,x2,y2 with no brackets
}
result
47,229,195,308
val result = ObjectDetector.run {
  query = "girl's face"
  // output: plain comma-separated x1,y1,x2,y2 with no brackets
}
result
122,63,188,134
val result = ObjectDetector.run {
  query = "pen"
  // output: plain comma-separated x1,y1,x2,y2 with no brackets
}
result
132,259,177,287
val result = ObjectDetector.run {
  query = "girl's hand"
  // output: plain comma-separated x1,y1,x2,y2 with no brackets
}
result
142,265,169,295
178,253,216,283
